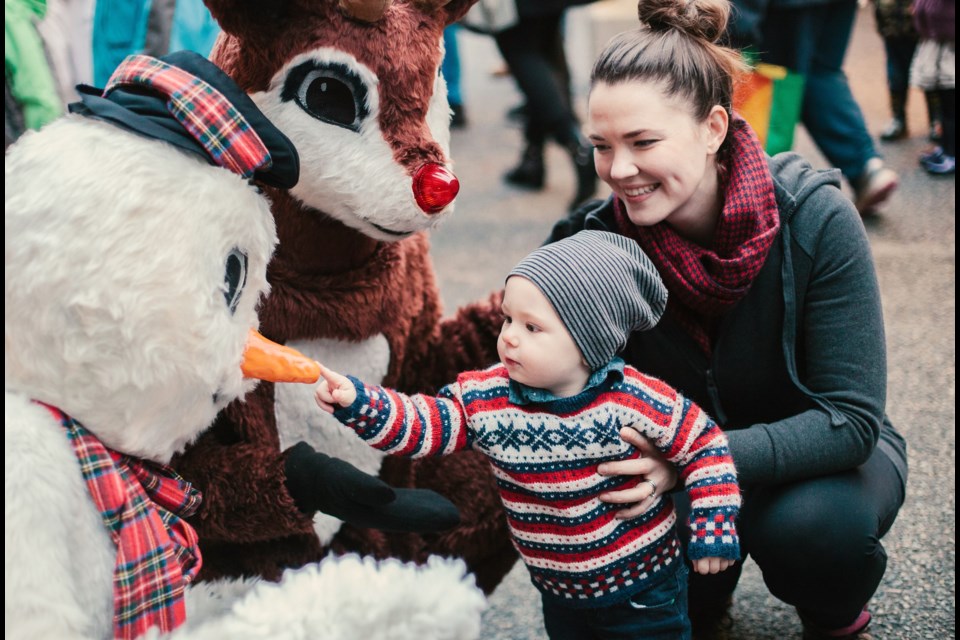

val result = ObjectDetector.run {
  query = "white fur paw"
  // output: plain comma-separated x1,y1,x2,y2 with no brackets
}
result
175,554,486,640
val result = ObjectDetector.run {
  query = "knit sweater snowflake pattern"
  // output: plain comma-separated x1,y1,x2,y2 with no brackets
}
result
334,364,740,608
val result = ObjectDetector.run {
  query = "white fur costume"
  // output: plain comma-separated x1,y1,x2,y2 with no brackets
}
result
4,114,484,639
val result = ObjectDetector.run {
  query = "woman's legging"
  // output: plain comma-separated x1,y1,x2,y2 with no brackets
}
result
675,444,906,630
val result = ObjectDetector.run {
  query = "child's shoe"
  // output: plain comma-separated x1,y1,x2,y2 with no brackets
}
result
920,147,956,175
919,145,944,164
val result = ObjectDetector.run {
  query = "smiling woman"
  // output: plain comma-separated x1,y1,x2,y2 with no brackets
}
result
544,0,909,638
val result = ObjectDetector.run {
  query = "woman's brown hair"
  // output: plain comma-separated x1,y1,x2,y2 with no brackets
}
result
590,0,746,124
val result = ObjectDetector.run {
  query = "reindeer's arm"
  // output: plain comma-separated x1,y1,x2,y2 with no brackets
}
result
400,290,504,394
173,383,316,546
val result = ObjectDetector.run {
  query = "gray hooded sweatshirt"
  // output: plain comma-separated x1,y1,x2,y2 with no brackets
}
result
548,153,908,488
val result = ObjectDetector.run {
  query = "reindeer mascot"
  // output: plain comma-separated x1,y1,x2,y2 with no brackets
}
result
4,50,485,638
173,0,519,591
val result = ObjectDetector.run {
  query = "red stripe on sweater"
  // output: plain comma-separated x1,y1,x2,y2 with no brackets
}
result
467,395,513,415
688,481,740,503
516,504,673,563
666,402,703,458
376,387,413,453
680,451,730,480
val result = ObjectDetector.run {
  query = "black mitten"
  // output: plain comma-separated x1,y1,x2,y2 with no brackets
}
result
284,442,460,533
361,487,461,533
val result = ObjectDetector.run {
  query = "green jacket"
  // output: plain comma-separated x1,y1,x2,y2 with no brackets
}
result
4,0,62,131
548,153,908,488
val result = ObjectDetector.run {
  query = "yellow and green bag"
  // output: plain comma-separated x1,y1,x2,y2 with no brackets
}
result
733,62,806,156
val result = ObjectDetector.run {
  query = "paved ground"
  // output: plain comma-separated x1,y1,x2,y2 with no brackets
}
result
427,5,955,639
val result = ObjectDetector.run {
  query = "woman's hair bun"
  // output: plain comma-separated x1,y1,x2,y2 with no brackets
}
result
636,0,730,43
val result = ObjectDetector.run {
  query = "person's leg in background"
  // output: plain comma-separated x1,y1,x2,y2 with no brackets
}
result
873,0,919,141
443,24,467,128
495,12,596,211
912,39,955,175
936,87,955,159
924,90,944,143
919,87,955,174
879,35,917,141
760,0,898,215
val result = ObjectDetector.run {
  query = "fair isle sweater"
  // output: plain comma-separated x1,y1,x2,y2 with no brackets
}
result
334,362,741,608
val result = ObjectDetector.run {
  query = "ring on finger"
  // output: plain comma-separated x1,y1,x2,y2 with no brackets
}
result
643,478,658,497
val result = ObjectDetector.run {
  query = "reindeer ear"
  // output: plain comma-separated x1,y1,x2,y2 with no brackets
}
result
204,0,293,38
413,0,481,26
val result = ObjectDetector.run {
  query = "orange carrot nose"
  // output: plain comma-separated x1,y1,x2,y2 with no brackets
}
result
241,329,321,383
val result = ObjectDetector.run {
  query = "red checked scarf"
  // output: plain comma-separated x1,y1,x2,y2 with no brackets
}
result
614,118,780,355
37,402,202,638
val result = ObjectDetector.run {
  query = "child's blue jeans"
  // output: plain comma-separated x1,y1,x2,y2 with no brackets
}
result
540,564,691,640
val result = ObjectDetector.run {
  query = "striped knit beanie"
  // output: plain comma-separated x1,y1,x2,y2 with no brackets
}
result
508,230,667,371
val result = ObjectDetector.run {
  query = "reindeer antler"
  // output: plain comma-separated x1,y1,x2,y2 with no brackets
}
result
410,0,454,9
339,0,394,22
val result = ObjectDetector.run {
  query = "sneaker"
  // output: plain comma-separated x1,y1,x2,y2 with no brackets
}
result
879,117,907,141
919,145,944,164
801,608,874,640
920,152,957,176
854,158,899,216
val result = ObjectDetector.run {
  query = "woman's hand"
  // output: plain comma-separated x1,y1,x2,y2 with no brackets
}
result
598,428,678,519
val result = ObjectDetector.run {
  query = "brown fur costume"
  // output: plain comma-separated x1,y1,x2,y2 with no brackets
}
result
173,0,517,593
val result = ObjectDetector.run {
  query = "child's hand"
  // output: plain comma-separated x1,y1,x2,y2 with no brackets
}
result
692,557,735,575
315,364,357,412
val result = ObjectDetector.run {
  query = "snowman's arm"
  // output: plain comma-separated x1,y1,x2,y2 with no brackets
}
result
5,396,100,639
156,555,486,640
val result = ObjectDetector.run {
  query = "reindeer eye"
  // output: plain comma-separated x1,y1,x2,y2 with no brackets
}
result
282,61,369,132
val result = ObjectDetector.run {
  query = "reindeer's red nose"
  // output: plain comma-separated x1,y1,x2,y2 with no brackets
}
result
413,163,459,214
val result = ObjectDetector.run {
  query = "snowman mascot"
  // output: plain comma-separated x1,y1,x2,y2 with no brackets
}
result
4,51,484,640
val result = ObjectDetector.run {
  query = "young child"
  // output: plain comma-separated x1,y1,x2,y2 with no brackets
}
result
910,0,955,175
315,230,741,639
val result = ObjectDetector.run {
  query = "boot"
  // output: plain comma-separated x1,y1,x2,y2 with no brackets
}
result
504,141,545,190
879,91,907,141
566,129,598,212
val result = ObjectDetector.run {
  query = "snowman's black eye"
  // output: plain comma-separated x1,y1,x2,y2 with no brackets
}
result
223,249,248,314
